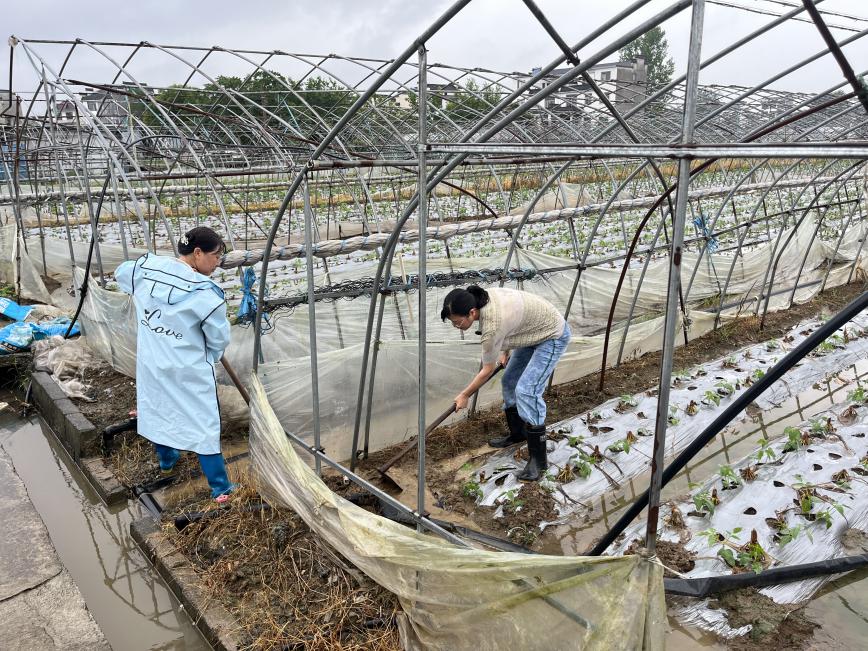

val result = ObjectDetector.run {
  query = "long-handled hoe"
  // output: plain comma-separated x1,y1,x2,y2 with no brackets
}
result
375,364,503,491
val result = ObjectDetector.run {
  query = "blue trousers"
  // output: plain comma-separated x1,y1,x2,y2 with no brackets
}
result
501,323,571,427
154,443,235,498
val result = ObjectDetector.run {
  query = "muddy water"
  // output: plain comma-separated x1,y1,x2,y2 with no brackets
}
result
0,399,207,651
533,358,868,647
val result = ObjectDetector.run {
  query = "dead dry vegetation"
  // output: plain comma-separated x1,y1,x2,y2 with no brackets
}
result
164,481,401,651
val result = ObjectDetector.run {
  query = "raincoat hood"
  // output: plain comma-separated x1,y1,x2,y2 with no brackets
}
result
133,254,224,306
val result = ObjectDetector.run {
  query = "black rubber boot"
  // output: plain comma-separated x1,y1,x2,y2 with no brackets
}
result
489,406,526,448
518,424,548,482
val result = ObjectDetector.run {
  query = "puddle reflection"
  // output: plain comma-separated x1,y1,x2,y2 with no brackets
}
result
0,405,207,651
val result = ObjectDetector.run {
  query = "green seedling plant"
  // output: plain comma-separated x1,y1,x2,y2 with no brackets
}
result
719,464,742,490
776,524,812,546
693,488,717,515
616,394,639,412
567,435,584,448
847,386,867,404
668,405,680,426
703,390,721,407
809,418,834,437
752,368,765,381
716,380,735,396
506,525,538,546
755,436,777,463
461,478,483,501
699,527,769,573
766,339,780,351
607,438,631,454
698,526,743,547
500,489,525,514
782,426,804,453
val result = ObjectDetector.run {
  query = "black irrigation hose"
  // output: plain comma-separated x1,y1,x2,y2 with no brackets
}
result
100,417,137,452
663,553,868,598
63,173,112,339
588,289,868,556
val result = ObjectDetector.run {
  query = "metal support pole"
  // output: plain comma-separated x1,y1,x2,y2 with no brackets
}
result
110,165,129,261
801,0,868,115
73,104,105,287
417,44,429,527
40,76,76,278
303,177,322,476
645,0,705,554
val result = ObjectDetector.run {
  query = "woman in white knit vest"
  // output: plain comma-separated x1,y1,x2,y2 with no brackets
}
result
440,285,571,481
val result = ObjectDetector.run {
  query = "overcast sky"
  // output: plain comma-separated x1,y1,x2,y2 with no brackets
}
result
4,0,868,96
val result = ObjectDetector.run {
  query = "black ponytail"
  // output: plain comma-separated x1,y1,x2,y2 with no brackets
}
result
178,226,225,256
440,285,489,321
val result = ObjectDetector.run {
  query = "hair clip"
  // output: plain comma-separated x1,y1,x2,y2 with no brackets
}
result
180,235,189,246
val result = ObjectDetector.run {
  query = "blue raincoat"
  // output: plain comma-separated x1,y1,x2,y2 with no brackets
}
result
116,254,231,455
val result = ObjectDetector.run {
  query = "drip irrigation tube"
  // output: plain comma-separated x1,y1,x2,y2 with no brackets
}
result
588,289,868,556
663,553,868,597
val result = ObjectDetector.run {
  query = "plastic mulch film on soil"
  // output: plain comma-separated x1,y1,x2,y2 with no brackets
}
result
610,395,868,640
0,225,52,302
71,214,867,462
471,314,868,523
248,374,666,651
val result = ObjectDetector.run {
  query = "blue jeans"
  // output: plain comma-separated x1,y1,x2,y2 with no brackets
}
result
501,323,571,427
154,443,235,498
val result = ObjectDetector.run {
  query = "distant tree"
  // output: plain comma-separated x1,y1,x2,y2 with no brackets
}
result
444,79,501,121
619,26,674,92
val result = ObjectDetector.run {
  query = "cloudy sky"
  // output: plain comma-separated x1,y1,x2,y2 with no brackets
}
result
4,0,868,96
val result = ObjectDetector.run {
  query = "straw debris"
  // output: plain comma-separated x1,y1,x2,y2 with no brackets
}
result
165,482,400,651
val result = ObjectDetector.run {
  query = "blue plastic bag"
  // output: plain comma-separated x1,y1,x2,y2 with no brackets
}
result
30,317,80,340
0,297,33,322
0,322,34,355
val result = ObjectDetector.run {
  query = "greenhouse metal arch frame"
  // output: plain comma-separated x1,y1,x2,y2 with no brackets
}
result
3,0,868,545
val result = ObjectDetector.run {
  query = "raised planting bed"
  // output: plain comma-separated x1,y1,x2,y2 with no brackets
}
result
611,390,868,648
142,479,402,651
362,295,868,550
29,370,127,504
467,313,868,527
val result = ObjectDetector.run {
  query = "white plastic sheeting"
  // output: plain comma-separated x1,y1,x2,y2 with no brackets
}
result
27,235,148,279
0,225,51,303
470,314,868,522
612,397,868,640
68,214,866,463
248,374,666,651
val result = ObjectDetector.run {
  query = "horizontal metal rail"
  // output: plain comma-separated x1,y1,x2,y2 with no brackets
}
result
427,141,868,160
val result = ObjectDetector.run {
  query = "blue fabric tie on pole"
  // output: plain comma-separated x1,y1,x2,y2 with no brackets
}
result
237,267,258,325
692,214,719,253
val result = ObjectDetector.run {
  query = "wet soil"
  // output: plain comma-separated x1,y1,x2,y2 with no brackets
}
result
712,588,819,651
71,362,250,489
625,538,696,578
358,283,864,545
429,462,557,548
163,484,401,651
74,363,137,433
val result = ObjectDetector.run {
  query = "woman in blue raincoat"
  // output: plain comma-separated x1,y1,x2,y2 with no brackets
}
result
116,226,235,500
